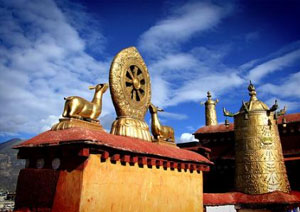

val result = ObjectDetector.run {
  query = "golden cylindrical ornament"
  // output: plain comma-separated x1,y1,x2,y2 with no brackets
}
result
225,82,290,194
203,92,218,126
234,110,290,194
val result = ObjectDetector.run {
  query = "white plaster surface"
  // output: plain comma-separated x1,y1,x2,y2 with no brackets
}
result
206,205,236,212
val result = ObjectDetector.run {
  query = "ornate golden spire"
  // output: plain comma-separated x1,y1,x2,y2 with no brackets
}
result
201,91,219,126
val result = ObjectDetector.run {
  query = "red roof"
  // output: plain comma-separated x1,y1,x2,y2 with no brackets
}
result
194,123,234,134
15,128,212,165
195,113,300,135
204,191,300,206
278,113,300,124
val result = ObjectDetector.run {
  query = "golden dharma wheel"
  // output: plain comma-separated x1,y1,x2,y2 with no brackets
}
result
109,47,152,141
109,47,151,120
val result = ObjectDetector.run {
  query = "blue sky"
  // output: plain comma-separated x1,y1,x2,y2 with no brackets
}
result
0,0,300,143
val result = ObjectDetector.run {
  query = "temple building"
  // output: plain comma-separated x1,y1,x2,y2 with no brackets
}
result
13,47,212,212
12,47,300,211
179,83,300,211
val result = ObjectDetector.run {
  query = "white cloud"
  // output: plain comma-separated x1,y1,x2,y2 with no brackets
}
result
238,42,300,113
149,53,200,77
259,71,300,99
40,115,60,132
239,41,300,73
257,71,300,112
150,75,171,107
138,1,240,109
247,49,300,82
166,70,244,106
178,133,196,143
158,111,188,120
138,2,232,56
56,0,107,55
0,0,113,136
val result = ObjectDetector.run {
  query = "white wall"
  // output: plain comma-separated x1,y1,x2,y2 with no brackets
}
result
206,205,236,212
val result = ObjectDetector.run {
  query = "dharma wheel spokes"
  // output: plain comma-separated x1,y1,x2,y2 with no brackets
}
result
125,65,146,102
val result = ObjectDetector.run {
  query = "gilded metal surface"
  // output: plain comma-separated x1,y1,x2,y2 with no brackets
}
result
52,83,108,131
51,118,103,131
224,82,290,194
149,103,175,143
201,91,219,126
152,139,177,147
62,83,108,121
109,47,152,141
110,117,152,141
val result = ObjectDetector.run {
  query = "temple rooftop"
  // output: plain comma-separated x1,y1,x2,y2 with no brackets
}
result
194,112,300,135
14,127,212,171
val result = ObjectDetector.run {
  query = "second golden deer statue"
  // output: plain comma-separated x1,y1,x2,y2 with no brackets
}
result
149,103,175,143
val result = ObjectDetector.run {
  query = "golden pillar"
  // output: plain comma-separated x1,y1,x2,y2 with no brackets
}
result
224,82,290,194
202,91,219,126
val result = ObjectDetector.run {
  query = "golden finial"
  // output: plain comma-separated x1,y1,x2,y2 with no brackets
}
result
248,81,257,101
201,91,219,126
207,91,212,99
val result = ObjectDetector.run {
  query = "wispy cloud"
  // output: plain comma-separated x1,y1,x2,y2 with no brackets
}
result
138,2,232,56
0,0,113,136
56,0,107,55
237,42,300,112
247,49,300,82
259,71,300,99
138,1,237,108
158,111,188,120
149,50,245,107
166,71,244,106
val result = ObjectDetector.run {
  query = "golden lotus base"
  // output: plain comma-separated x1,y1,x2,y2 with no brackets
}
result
51,118,103,131
152,139,177,147
110,117,152,142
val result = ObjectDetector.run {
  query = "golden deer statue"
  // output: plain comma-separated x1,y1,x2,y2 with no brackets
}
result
149,103,175,142
62,83,109,121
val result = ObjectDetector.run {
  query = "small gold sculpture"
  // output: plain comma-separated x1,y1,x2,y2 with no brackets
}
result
109,47,152,141
62,83,108,120
201,91,219,126
149,103,175,143
52,83,108,131
224,81,290,194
